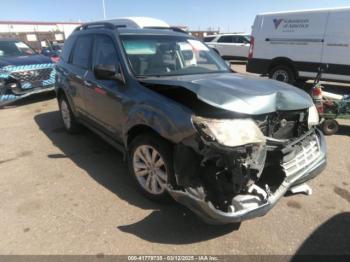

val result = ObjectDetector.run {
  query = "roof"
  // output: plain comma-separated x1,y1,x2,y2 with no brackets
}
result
209,33,250,37
259,6,350,16
0,38,20,42
117,28,191,37
99,17,169,29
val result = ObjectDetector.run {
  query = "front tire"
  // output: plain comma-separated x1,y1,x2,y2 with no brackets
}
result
269,65,296,84
128,134,174,202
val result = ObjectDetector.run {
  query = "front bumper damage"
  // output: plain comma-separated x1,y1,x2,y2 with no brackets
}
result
168,129,327,225
0,64,55,107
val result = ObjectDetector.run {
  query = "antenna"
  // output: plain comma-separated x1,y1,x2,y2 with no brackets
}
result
102,0,107,19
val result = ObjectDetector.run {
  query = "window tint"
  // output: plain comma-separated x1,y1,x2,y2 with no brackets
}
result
203,36,216,42
61,36,76,62
72,35,93,69
236,36,247,44
218,36,233,43
93,35,119,67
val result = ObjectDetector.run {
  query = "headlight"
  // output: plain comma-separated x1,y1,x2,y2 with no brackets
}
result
308,104,320,128
192,116,266,147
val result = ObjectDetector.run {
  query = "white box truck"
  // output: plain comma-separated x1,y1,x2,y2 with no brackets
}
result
247,7,350,84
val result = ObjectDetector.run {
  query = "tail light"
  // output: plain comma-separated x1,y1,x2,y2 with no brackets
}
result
248,36,254,60
316,102,324,114
51,55,60,63
312,87,322,97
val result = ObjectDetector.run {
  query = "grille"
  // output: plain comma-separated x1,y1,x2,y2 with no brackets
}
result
11,68,53,88
282,135,321,177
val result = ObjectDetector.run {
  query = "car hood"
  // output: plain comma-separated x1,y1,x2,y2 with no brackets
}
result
0,54,52,68
141,73,313,115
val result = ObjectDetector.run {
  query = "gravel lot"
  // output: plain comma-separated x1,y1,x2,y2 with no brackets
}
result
0,64,349,256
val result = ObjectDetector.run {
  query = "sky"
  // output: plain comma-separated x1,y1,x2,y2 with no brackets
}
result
1,0,350,32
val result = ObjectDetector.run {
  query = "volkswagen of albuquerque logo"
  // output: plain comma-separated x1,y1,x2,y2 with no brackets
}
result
273,18,284,29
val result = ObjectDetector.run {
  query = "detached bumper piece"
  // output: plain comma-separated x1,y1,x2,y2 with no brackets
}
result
0,64,55,107
168,129,326,225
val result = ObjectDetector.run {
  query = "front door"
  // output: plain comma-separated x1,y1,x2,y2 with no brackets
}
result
84,34,125,142
67,34,94,113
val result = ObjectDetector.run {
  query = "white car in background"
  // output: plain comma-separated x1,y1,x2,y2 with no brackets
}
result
205,34,251,60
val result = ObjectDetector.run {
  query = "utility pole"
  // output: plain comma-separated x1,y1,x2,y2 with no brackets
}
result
102,0,107,20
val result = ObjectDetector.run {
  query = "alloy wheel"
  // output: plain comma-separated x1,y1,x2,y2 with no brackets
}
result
132,145,168,195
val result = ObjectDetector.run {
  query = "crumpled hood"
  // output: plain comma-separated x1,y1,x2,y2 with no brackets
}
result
0,54,51,68
142,73,313,115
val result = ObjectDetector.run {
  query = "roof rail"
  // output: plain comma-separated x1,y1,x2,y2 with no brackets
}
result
74,22,126,31
146,26,188,34
74,22,187,34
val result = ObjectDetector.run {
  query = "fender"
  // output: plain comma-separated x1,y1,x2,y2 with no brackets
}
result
123,103,196,147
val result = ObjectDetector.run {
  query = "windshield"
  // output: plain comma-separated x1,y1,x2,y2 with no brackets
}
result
120,34,230,77
0,41,36,57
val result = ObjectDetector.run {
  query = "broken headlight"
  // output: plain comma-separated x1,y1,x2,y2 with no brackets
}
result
192,116,266,147
308,104,320,129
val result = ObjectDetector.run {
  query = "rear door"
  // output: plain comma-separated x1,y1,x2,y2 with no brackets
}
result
215,35,234,57
232,35,250,58
68,34,94,113
321,9,350,81
84,33,125,141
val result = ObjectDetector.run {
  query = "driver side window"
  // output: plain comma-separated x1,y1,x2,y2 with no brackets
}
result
93,35,119,68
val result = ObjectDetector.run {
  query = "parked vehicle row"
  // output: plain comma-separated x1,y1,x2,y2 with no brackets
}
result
205,33,251,60
55,17,326,225
0,39,55,106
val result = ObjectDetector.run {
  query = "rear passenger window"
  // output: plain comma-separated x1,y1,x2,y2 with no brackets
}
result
61,36,76,62
93,35,119,67
218,36,233,43
71,35,93,69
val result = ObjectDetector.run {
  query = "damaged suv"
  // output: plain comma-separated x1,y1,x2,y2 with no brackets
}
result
55,19,327,225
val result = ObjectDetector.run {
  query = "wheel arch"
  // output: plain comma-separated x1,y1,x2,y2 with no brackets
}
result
268,57,299,78
56,87,78,116
123,106,195,149
126,124,170,147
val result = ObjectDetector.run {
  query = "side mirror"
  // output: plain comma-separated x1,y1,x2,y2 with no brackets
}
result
94,64,125,84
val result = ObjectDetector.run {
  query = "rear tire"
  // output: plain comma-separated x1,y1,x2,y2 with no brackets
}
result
128,133,175,202
58,96,83,134
322,119,339,136
269,65,296,84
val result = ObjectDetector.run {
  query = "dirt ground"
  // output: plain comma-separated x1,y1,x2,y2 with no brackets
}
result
0,64,349,256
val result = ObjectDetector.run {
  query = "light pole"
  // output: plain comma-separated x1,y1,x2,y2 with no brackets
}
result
102,0,107,19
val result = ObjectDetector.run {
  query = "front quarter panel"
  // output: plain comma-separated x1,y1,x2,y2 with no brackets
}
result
122,82,196,147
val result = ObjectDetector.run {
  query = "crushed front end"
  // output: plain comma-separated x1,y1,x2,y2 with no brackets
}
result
0,63,56,107
168,108,327,225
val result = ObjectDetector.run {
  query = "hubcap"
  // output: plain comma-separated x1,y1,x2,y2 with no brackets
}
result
272,69,289,83
60,100,71,130
132,145,168,195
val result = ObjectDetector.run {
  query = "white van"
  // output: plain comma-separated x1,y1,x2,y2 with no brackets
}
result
247,7,350,84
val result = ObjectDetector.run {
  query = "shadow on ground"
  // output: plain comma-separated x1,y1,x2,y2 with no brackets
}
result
34,111,239,244
292,212,350,259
